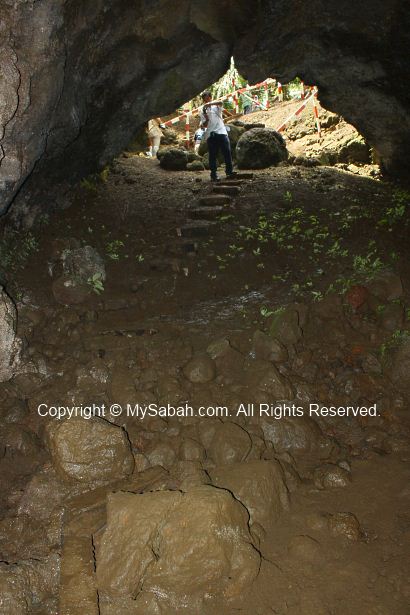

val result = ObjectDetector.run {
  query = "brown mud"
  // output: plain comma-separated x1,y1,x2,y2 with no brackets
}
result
1,112,410,614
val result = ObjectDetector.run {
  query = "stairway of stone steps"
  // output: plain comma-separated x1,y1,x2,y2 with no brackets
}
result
174,173,254,263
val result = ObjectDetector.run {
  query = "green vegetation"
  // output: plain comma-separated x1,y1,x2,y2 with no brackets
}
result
106,240,124,261
87,273,105,294
377,188,410,231
0,230,39,277
379,329,410,360
80,166,111,192
209,178,410,304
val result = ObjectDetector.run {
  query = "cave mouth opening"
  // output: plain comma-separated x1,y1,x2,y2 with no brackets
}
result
1,22,410,615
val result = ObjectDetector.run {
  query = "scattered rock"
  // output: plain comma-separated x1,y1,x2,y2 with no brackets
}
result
252,330,288,362
337,136,370,164
186,160,205,171
146,440,177,469
208,422,252,465
260,415,334,459
46,417,134,483
96,486,260,612
361,352,382,374
236,128,288,169
179,437,206,462
313,463,351,489
183,354,216,383
206,337,231,359
210,460,289,531
158,147,188,171
61,245,106,283
327,512,361,541
269,307,302,346
245,359,294,400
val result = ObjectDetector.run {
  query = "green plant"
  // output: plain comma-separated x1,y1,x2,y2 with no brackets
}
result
0,231,39,276
379,329,410,359
80,177,98,192
87,273,105,294
260,306,274,318
106,240,124,260
377,188,410,230
352,253,384,276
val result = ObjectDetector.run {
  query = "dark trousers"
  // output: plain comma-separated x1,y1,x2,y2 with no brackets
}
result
207,133,233,179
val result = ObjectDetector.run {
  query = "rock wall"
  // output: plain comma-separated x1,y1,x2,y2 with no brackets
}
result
0,0,409,221
234,0,410,178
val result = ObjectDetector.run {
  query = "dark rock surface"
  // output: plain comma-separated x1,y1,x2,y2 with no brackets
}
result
236,128,288,169
158,147,189,171
234,1,410,178
0,1,409,222
0,287,21,381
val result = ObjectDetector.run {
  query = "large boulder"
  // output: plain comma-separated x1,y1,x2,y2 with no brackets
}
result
236,128,288,169
96,486,260,613
207,421,252,465
46,417,134,484
182,354,217,384
258,415,334,459
61,245,106,282
336,136,370,164
210,460,289,532
244,359,295,401
52,244,106,305
0,288,21,382
157,147,188,171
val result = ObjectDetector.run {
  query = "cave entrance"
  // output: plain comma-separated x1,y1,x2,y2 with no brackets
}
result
130,59,373,174
2,43,410,615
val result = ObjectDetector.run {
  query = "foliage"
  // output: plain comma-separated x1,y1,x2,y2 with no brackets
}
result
0,230,39,277
106,240,124,260
87,273,105,294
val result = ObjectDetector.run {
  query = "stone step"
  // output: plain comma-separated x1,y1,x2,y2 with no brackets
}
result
216,180,243,186
188,206,224,220
177,220,216,237
225,172,254,180
212,185,240,196
179,238,199,253
199,194,232,207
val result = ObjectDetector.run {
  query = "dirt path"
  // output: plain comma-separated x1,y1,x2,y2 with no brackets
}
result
1,155,409,614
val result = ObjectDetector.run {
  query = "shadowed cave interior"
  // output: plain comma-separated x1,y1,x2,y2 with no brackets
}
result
0,1,410,614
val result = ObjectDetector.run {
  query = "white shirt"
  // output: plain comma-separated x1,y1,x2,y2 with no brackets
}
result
200,104,228,140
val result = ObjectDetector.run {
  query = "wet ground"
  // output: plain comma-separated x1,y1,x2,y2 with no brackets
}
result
1,153,410,614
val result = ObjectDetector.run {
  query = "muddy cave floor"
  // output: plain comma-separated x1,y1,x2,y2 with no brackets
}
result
1,157,410,614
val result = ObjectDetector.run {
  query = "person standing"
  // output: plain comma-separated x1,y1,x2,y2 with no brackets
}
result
252,94,259,112
200,91,235,182
193,126,204,153
147,118,163,157
240,91,252,115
